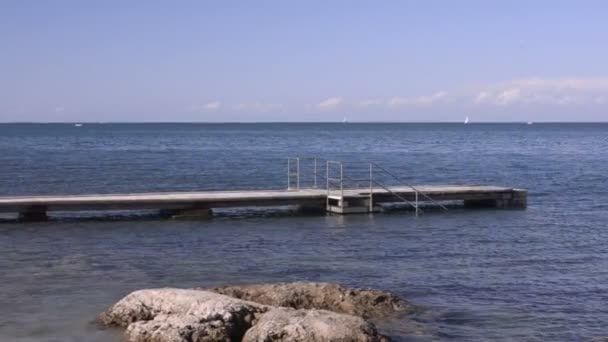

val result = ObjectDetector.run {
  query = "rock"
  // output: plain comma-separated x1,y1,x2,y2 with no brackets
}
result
206,282,413,318
242,307,389,342
125,314,235,342
99,288,267,341
98,284,414,342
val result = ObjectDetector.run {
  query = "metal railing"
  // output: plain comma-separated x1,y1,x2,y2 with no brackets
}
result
288,157,324,190
325,160,422,214
326,160,344,197
286,156,447,214
287,157,300,190
371,162,449,212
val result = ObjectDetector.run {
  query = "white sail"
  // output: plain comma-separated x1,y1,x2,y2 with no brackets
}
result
464,116,469,124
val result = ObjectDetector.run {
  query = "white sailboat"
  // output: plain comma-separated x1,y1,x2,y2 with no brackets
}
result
342,116,348,123
464,116,469,124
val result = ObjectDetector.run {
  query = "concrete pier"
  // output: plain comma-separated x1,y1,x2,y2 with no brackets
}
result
0,185,527,221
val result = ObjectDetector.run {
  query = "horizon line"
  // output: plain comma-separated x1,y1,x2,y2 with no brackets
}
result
2,120,608,124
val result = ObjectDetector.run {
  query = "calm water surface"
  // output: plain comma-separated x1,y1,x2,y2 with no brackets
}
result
1,123,607,341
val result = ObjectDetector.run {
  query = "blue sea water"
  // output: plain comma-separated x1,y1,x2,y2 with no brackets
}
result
0,122,608,341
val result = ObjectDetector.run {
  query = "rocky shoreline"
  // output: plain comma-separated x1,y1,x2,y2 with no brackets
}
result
98,282,416,341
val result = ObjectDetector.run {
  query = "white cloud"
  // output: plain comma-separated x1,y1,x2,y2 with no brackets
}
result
186,77,608,117
186,101,285,113
358,99,383,108
352,77,608,110
204,101,221,110
473,77,608,106
388,91,447,108
317,97,342,110
231,102,284,112
474,91,490,104
363,77,608,109
495,88,521,106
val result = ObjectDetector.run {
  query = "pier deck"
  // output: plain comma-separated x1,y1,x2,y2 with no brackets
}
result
0,185,527,221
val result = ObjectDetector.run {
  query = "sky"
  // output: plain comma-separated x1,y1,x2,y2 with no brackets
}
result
1,0,608,122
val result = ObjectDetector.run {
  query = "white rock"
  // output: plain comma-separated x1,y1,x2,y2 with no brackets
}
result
99,288,267,341
242,307,389,342
125,314,233,342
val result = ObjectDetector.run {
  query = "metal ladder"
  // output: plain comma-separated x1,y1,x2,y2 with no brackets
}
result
287,157,447,214
370,162,449,212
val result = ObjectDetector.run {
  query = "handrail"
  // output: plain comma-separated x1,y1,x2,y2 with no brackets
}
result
371,179,421,213
317,171,421,213
371,163,449,211
287,157,300,190
287,156,448,213
326,160,344,200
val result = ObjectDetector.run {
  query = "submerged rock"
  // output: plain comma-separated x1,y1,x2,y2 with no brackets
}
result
206,281,413,318
242,307,389,342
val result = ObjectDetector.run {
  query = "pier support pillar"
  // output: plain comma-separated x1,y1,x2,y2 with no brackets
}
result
326,197,382,214
463,199,498,208
18,206,49,222
464,190,527,209
161,208,213,220
297,202,327,214
507,190,527,209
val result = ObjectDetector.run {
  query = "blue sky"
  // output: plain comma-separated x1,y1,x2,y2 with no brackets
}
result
1,0,608,122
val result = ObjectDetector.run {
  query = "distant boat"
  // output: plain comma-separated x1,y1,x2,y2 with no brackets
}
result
464,116,469,124
342,116,348,123
527,121,533,125
74,123,83,127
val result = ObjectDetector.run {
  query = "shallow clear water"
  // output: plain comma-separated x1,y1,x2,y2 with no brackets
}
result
1,123,607,341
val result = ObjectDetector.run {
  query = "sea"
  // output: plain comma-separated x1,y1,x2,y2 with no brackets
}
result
0,122,607,341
